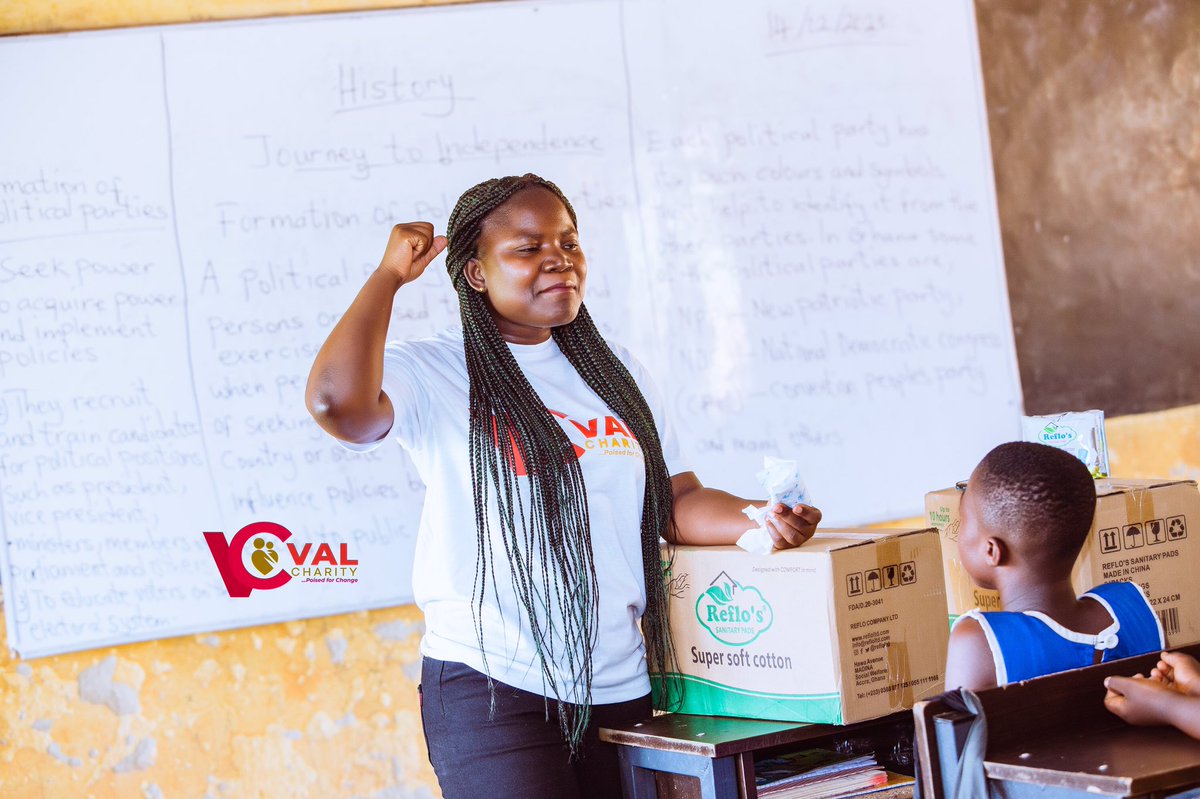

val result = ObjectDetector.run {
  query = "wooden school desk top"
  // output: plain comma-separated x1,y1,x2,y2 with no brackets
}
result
916,642,1200,798
598,710,909,759
986,723,1200,796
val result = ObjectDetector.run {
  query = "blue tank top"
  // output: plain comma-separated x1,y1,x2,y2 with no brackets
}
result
957,582,1165,685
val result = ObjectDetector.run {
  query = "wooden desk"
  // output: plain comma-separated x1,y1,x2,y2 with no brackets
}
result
915,642,1200,799
599,711,913,799
988,724,1200,796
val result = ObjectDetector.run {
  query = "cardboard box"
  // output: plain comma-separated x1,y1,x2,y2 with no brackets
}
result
653,529,949,725
925,479,1200,645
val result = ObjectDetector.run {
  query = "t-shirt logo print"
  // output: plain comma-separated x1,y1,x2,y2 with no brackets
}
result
497,409,643,477
548,409,589,462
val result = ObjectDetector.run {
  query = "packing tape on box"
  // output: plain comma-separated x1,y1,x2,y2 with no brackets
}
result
1124,485,1156,526
873,536,903,581
888,639,914,709
878,535,917,710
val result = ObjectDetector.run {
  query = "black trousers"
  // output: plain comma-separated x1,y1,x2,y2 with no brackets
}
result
420,657,652,799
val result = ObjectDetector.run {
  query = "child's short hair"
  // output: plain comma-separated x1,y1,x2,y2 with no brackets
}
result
973,442,1096,565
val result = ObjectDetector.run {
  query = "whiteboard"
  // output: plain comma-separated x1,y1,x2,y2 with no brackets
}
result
0,0,1022,658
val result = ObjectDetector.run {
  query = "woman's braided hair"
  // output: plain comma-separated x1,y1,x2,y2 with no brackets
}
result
444,173,682,750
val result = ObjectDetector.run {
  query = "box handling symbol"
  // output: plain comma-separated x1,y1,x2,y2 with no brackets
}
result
846,572,863,597
1100,527,1121,553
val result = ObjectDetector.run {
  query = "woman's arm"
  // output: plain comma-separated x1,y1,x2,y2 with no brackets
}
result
668,471,821,548
305,223,446,444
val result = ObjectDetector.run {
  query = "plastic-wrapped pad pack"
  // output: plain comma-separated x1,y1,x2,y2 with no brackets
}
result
736,456,812,555
1021,409,1109,478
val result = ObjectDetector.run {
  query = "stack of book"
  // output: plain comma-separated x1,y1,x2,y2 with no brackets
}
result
754,748,913,799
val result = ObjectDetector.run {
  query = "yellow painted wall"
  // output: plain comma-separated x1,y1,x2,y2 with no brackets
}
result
3,3,1200,798
0,0,477,35
0,604,437,797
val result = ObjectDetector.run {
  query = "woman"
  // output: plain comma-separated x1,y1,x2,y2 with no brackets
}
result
306,174,821,798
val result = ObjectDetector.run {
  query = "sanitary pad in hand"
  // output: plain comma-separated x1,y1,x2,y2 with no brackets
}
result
736,457,812,554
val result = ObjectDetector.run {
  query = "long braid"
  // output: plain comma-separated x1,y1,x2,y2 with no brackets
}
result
552,307,682,710
444,174,682,752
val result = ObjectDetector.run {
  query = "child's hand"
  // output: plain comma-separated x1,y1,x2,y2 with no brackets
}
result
1152,651,1200,697
1105,675,1177,727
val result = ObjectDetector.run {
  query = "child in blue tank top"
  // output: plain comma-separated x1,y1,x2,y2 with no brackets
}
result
944,442,1165,691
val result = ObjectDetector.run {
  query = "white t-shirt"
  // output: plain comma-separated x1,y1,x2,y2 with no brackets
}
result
345,327,685,704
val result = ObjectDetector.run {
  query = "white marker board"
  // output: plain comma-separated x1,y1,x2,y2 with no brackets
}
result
0,0,1022,658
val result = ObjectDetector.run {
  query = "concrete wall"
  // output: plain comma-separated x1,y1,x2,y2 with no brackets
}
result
1,603,436,797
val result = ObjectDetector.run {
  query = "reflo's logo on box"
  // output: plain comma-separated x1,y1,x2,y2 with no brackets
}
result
695,571,774,646
204,521,359,597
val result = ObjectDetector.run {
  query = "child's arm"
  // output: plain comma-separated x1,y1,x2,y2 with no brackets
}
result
944,616,999,692
1105,675,1200,739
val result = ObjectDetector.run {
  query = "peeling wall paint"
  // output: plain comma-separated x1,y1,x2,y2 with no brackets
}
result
1,606,436,798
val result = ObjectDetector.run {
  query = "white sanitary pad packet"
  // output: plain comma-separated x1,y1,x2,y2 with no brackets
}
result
736,456,812,555
1021,409,1109,478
